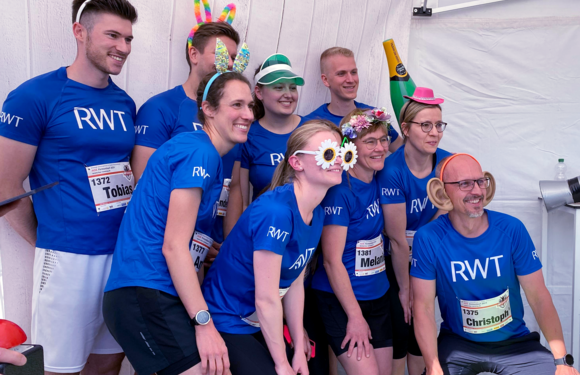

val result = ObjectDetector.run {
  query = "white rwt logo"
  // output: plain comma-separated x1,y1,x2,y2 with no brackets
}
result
193,122,203,131
381,188,400,196
289,247,315,270
267,226,289,241
451,255,503,282
192,167,210,179
135,125,148,134
324,206,343,215
0,112,23,127
270,153,284,165
532,250,539,260
73,107,128,131
366,199,380,219
411,257,417,267
410,196,434,214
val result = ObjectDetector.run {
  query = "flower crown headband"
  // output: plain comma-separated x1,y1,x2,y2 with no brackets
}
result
201,38,250,105
187,0,236,50
340,107,391,140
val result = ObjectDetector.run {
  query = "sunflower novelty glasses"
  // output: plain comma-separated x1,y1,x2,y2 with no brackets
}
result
293,139,358,171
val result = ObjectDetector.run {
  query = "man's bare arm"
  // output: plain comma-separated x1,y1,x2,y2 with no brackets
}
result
0,136,38,246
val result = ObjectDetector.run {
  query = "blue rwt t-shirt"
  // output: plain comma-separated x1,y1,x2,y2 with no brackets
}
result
240,120,295,200
134,85,202,149
105,131,223,296
211,144,239,244
300,101,399,142
134,85,232,243
377,145,452,230
202,183,324,334
411,210,542,342
312,173,389,301
0,67,136,255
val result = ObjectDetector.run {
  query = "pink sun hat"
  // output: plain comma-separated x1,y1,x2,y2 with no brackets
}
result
403,87,444,105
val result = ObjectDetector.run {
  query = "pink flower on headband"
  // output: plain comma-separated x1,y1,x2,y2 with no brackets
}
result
364,107,391,122
351,115,370,132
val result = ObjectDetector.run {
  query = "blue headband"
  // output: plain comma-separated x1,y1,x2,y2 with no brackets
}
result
201,72,226,108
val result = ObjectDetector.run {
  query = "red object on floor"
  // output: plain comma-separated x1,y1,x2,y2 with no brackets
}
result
0,319,27,349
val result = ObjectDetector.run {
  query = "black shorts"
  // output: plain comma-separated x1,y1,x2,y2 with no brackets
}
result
103,287,202,375
436,329,555,375
315,289,393,357
304,286,329,375
220,331,279,375
385,255,422,359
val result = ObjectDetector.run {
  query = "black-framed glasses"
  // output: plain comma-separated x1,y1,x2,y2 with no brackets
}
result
362,136,390,150
444,177,490,191
408,121,447,133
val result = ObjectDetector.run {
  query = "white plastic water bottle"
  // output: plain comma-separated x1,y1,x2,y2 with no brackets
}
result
555,158,567,181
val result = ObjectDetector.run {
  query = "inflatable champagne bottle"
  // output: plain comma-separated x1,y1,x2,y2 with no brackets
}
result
383,39,416,125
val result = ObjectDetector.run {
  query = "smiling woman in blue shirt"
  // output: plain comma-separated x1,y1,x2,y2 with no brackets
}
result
202,120,346,375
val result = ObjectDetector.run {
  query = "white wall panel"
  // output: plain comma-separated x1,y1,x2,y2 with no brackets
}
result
123,1,174,106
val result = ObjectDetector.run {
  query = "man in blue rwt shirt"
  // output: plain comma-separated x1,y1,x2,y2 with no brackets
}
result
300,46,403,153
411,154,579,375
130,21,240,179
0,1,138,374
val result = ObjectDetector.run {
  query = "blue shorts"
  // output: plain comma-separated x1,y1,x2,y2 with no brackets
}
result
436,329,555,375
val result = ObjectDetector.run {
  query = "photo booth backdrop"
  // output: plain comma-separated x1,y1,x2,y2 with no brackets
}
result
0,0,413,344
1,0,579,354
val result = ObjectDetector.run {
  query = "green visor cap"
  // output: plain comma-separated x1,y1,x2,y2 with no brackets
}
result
255,54,305,86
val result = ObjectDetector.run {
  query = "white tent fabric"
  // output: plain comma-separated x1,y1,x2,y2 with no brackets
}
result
1,0,579,359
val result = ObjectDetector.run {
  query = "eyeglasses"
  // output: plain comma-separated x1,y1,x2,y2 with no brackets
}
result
408,121,447,133
444,177,490,191
362,136,390,150
293,139,358,171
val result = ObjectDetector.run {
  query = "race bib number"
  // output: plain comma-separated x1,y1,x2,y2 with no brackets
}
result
217,178,231,217
189,231,213,272
387,230,415,262
355,235,385,276
241,287,290,327
460,289,513,334
86,162,134,213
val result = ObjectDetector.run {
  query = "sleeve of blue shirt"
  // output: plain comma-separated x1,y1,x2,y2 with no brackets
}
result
235,143,242,162
378,164,406,205
0,84,47,146
240,142,250,169
250,199,293,255
410,228,437,280
388,125,399,141
321,185,351,227
170,143,220,192
134,99,175,149
509,217,542,276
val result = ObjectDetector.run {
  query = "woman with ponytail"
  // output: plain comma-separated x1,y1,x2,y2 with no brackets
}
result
202,120,348,375
103,40,254,375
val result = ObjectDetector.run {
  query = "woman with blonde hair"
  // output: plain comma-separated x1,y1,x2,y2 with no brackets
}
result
378,87,451,375
202,120,352,375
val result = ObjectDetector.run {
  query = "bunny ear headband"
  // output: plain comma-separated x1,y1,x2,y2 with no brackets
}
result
201,38,250,103
187,0,237,50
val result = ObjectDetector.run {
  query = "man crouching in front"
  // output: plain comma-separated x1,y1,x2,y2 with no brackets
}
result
411,153,579,375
